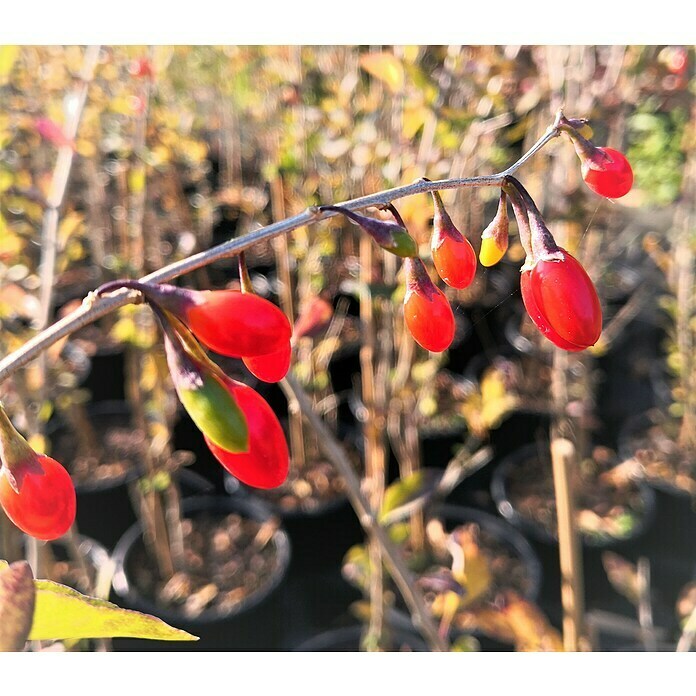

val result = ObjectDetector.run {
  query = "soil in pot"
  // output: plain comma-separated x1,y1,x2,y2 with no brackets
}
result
343,506,543,651
620,409,696,498
111,496,291,651
48,401,144,548
492,443,655,547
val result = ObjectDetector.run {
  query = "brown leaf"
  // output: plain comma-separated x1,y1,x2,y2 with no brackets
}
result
0,561,36,652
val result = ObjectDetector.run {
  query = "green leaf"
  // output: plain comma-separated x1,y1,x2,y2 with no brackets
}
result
29,579,197,642
379,469,442,525
0,561,35,651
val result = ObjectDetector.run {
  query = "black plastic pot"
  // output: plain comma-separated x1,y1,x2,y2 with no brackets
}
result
491,444,657,548
431,504,543,602
292,625,429,652
110,495,291,651
618,410,696,499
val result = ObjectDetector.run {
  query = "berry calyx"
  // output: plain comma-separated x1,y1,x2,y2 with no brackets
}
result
479,190,509,267
403,257,455,353
205,378,289,489
521,250,602,351
96,280,292,359
429,190,477,289
0,406,76,541
318,205,418,258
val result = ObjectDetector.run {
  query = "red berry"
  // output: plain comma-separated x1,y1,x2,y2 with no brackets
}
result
430,190,477,289
431,233,477,290
521,249,602,351
581,147,633,199
205,379,289,489
186,291,291,358
0,455,76,541
129,58,154,79
293,296,333,339
403,257,455,353
242,342,292,383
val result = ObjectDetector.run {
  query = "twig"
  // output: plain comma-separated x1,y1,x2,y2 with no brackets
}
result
0,116,566,386
281,374,448,652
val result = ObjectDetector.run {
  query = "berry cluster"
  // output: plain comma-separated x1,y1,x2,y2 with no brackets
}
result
95,275,292,492
0,117,632,542
322,121,632,354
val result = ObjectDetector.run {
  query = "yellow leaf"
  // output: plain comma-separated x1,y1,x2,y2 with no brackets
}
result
76,139,97,158
0,46,19,85
128,165,146,194
30,578,196,642
58,211,84,244
360,52,405,93
403,104,429,140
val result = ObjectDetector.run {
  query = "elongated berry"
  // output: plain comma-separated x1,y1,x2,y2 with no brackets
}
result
403,257,455,353
96,280,292,358
580,147,633,199
564,126,633,199
205,379,289,489
242,344,292,384
0,407,76,540
521,250,602,351
158,311,249,453
293,296,334,339
479,191,509,267
430,191,477,289
319,205,418,258
237,252,292,383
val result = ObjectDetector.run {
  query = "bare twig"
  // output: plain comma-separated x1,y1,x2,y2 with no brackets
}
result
0,117,567,386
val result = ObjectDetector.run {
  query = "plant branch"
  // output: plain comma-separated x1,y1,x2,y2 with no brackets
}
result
281,374,449,652
0,114,566,386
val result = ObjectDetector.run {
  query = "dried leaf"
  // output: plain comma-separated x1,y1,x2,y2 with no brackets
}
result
0,561,35,652
602,552,640,606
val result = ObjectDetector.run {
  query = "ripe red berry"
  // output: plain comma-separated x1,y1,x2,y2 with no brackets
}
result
520,250,602,351
96,281,293,359
581,147,633,199
0,455,76,541
242,343,292,384
205,379,289,489
403,257,455,353
431,230,477,290
430,191,477,289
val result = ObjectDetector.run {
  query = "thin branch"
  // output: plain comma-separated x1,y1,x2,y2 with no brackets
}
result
0,116,565,386
281,374,449,652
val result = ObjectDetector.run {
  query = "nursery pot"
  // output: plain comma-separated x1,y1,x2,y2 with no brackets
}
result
110,495,291,651
490,444,657,548
292,625,429,652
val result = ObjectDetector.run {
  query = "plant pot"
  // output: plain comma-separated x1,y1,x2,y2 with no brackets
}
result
619,410,696,499
292,624,429,652
110,495,291,651
491,444,656,548
379,504,542,651
431,504,543,602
